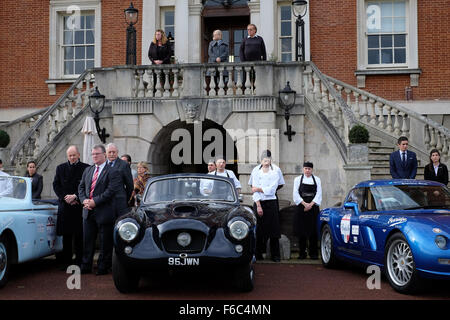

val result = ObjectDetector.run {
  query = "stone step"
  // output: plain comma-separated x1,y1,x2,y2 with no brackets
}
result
369,153,392,161
369,147,394,153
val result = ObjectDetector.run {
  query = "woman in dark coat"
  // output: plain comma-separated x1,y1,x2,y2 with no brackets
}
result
424,149,448,186
25,160,43,199
148,29,172,65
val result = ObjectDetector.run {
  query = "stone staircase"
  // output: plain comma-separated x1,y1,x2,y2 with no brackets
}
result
368,136,425,180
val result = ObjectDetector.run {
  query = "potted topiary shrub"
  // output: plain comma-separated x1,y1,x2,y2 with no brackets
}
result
0,129,11,165
348,124,369,163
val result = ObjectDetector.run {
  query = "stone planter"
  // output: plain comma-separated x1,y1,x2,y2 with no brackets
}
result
347,143,369,164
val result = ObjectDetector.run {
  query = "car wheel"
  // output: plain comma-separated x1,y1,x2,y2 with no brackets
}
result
384,233,422,294
234,263,254,292
112,249,140,293
320,224,338,268
0,236,10,288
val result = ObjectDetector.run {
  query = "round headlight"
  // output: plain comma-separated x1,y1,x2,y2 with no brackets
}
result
118,222,139,242
229,220,249,240
435,235,447,250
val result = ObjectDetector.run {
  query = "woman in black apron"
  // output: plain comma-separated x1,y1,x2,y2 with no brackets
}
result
293,162,322,259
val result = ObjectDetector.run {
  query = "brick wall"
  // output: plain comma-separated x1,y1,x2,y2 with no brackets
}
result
310,0,450,101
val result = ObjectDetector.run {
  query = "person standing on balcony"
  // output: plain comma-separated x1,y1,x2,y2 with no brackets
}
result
24,160,43,199
424,148,448,186
389,136,418,179
148,29,172,65
293,161,322,260
208,29,229,88
239,24,267,62
53,145,89,269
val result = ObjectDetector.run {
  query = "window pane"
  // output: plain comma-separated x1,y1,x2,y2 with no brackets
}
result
222,31,229,44
75,31,84,44
86,30,94,44
281,38,292,52
64,61,74,75
85,15,95,29
381,35,392,48
75,46,85,59
380,2,392,17
368,35,379,48
75,60,85,74
165,26,174,38
281,21,291,36
64,31,73,45
64,46,74,59
86,60,94,69
380,17,392,32
394,34,406,47
80,16,85,29
381,49,393,63
393,17,406,32
393,1,406,17
234,30,243,42
165,11,174,25
86,46,94,59
282,53,291,62
281,6,291,20
368,50,379,64
394,48,406,63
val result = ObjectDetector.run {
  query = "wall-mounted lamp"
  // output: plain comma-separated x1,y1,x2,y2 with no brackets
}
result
89,87,109,143
278,81,297,142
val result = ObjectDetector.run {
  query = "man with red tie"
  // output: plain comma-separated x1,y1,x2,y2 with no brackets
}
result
78,144,120,275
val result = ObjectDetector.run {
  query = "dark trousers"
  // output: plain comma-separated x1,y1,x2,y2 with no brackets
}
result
256,235,280,259
299,234,318,258
62,231,83,265
82,217,113,271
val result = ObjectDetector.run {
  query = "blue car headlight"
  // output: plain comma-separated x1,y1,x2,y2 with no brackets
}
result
228,220,249,240
118,221,139,242
435,235,447,250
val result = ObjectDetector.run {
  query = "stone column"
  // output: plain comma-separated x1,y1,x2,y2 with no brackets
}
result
259,0,276,60
175,0,189,63
141,0,157,65
248,0,261,30
188,2,202,63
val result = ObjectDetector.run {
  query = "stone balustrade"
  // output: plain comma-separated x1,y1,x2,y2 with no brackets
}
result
7,70,95,172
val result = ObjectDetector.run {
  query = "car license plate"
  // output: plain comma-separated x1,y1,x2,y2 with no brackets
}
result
168,257,200,266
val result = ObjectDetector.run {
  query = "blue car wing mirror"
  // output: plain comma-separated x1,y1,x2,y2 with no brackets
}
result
343,202,359,215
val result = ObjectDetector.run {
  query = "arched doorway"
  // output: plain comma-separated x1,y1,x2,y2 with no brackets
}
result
148,119,238,176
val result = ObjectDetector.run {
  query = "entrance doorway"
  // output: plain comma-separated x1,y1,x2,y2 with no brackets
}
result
202,10,249,63
148,120,238,176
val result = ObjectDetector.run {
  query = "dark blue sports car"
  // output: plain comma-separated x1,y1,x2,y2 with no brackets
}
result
318,179,450,293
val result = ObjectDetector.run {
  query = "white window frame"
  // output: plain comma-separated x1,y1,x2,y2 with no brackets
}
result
160,6,175,39
278,4,294,62
49,1,101,81
357,0,418,71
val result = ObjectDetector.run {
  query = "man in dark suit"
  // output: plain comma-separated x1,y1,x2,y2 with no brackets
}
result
78,144,120,275
53,146,89,269
106,143,134,216
390,136,418,179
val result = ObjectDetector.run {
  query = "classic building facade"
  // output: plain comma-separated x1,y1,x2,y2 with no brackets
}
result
1,0,449,214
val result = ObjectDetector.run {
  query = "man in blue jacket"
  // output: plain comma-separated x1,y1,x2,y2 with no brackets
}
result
389,136,418,179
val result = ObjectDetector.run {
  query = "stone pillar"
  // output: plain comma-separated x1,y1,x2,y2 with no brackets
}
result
188,2,202,63
248,0,261,30
141,0,157,65
259,0,276,60
343,144,372,191
175,0,189,63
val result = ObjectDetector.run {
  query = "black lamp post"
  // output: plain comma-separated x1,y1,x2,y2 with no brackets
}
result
124,2,139,65
292,0,308,62
279,81,297,141
89,87,109,143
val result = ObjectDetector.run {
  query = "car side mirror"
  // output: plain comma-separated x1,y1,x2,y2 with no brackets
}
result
343,202,359,215
136,194,142,204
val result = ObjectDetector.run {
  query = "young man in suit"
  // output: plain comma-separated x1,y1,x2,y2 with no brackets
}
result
53,145,89,269
105,143,134,217
78,144,120,275
389,136,418,179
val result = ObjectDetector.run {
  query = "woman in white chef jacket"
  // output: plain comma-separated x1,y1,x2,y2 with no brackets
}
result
292,161,322,259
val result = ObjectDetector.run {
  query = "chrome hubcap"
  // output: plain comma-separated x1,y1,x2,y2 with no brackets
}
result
387,240,414,287
0,244,6,277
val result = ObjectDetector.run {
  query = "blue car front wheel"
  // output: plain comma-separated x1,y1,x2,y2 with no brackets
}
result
385,233,422,294
320,224,338,268
0,236,10,288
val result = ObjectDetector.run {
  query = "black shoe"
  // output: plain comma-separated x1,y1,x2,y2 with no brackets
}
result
298,254,307,260
309,255,319,260
272,257,281,262
96,268,109,276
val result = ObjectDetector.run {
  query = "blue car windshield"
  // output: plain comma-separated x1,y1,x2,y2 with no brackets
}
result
370,184,450,211
0,176,27,200
144,177,236,203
